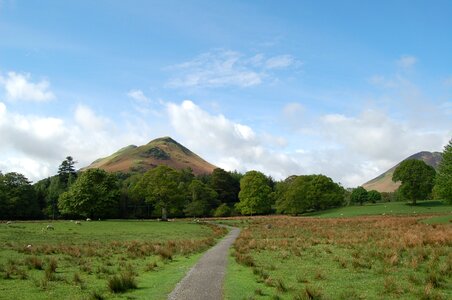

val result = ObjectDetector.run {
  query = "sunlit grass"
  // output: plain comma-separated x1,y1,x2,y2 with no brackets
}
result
226,215,452,299
0,220,226,299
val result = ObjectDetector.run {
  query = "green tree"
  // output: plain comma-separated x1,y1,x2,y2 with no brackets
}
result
433,139,452,203
58,156,77,186
184,179,218,217
58,168,120,218
236,170,272,215
308,175,344,210
350,187,368,205
133,165,182,220
213,203,231,217
275,175,344,214
392,159,436,205
210,168,240,205
367,190,382,203
0,172,40,219
275,176,311,214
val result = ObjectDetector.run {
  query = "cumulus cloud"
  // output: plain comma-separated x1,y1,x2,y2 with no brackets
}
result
166,50,298,88
0,72,55,102
166,100,450,187
321,109,446,160
396,55,417,68
0,102,149,182
167,100,301,179
75,104,109,131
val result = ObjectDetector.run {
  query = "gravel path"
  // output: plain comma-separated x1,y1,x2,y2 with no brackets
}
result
168,226,240,300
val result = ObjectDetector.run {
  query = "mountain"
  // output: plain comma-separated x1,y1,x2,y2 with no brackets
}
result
362,151,442,193
83,137,217,175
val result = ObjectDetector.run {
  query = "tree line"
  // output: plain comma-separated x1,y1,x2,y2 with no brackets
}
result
1,139,451,220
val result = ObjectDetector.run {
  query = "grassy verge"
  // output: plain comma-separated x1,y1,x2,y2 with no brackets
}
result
421,215,452,225
304,200,452,218
226,216,452,299
0,220,226,299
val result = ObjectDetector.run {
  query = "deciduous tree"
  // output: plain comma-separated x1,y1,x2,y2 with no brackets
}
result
236,170,272,215
184,179,218,217
58,168,120,218
392,159,436,205
275,175,344,214
350,187,368,205
0,172,40,219
367,190,382,203
434,139,452,203
133,165,182,220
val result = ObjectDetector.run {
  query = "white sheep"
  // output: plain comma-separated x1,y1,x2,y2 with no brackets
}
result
75,221,81,225
86,218,91,221
26,244,32,249
6,221,12,225
46,224,54,230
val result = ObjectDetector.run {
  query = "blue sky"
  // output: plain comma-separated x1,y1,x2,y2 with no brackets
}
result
0,0,451,186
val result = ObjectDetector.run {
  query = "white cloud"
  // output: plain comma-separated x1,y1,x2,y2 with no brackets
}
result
166,50,298,88
127,89,150,104
396,55,417,68
167,100,301,179
0,72,55,102
168,100,450,187
0,102,150,182
265,55,294,69
74,104,109,131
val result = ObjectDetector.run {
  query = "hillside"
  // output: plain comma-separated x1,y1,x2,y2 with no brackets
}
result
362,151,442,192
83,137,217,175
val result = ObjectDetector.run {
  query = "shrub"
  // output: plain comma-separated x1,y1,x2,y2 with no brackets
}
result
213,204,231,217
108,272,137,293
25,256,43,270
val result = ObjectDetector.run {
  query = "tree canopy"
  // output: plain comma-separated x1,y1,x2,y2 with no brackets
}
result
236,170,273,215
392,159,436,205
0,172,40,219
434,139,452,203
275,175,344,214
210,168,240,204
133,165,183,220
350,187,368,205
58,156,77,186
58,168,120,218
367,190,382,203
184,179,218,217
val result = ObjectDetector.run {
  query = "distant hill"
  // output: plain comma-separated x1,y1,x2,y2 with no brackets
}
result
82,137,217,175
362,151,442,193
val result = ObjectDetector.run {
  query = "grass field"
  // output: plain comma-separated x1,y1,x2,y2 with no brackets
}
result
224,203,452,300
303,200,452,218
0,220,226,299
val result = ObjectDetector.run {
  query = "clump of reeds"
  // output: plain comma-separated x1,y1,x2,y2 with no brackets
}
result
107,272,137,293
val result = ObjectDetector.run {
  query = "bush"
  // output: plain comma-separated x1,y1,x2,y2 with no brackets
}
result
108,272,137,293
213,204,231,217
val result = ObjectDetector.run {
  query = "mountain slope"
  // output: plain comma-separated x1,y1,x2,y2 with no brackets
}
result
362,151,442,193
83,137,217,175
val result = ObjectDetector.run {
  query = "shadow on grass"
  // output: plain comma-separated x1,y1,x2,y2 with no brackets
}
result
406,200,445,207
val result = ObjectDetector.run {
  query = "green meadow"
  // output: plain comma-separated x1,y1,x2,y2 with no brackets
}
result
303,200,452,218
224,202,452,300
0,220,226,299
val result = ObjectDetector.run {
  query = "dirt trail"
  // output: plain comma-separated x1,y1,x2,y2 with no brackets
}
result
168,226,240,300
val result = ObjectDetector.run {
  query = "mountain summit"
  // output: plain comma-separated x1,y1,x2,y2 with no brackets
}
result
83,137,217,175
362,151,442,192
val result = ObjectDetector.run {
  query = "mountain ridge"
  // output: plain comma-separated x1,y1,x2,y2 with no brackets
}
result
82,136,217,175
362,151,442,193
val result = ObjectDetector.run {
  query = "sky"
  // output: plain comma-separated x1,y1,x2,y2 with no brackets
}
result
0,0,451,187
